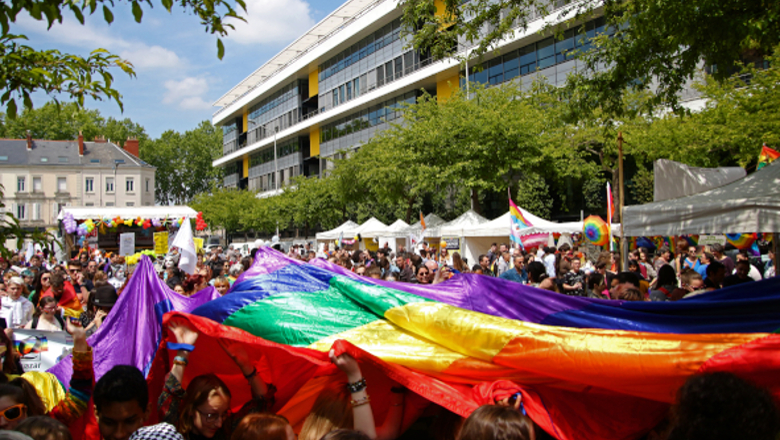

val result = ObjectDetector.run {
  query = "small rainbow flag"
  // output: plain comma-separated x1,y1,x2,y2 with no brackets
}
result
509,190,532,247
14,337,48,356
726,233,757,250
758,144,780,170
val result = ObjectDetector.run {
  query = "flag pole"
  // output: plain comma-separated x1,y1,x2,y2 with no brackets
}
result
618,131,626,271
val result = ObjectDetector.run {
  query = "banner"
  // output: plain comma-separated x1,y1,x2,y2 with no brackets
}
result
698,234,727,246
441,237,460,251
154,232,169,255
119,233,135,256
13,329,73,372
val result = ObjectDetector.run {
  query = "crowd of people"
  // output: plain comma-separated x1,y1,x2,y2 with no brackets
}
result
0,236,777,440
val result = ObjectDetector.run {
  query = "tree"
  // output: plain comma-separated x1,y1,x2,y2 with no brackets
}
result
1,0,246,117
192,187,257,237
400,0,780,115
141,120,223,205
0,185,54,258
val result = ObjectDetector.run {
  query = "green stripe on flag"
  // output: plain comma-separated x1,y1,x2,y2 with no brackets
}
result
329,275,432,317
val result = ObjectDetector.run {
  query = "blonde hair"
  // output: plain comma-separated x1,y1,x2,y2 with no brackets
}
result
299,382,353,440
213,277,230,288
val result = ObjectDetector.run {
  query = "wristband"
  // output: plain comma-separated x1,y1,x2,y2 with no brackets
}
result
167,342,195,352
244,367,258,380
350,395,371,407
346,377,367,393
173,356,188,367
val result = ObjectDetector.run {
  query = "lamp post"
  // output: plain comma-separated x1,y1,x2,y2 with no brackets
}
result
274,126,279,190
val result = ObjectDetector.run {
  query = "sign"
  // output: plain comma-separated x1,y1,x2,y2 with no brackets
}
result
193,237,204,254
119,233,135,256
699,234,727,246
441,237,460,250
154,232,169,255
11,329,73,372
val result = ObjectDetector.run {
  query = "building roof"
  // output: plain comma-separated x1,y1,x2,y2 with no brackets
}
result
212,0,385,110
0,139,154,169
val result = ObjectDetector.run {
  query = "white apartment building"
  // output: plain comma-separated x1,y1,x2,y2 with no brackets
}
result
0,133,156,236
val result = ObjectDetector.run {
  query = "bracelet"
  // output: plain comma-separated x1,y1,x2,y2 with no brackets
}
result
244,367,258,380
347,377,367,393
167,342,195,352
173,356,188,367
350,396,371,407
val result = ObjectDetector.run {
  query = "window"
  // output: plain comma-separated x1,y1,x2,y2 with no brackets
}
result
385,61,393,83
58,156,68,163
333,89,339,107
106,177,115,193
33,177,42,192
17,177,25,192
0,156,7,161
90,159,100,164
16,204,26,220
394,56,403,80
40,157,48,163
353,78,360,99
85,203,94,207
126,178,134,192
126,202,135,207
146,179,150,192
106,202,115,207
346,81,352,101
377,67,385,87
85,177,94,193
57,177,67,192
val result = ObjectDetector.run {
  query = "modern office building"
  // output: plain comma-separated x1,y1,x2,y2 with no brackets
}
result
0,133,156,237
212,0,697,196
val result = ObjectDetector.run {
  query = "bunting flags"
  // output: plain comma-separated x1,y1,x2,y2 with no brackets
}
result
757,144,780,170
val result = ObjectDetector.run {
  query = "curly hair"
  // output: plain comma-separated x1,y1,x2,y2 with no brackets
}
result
666,372,780,440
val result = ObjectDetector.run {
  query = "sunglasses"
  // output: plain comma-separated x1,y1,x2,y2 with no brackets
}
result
0,404,25,421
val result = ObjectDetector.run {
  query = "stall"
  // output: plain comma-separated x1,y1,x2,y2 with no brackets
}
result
315,220,359,244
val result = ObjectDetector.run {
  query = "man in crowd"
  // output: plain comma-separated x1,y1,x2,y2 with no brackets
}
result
561,258,586,296
609,272,641,300
94,365,153,440
703,260,726,290
68,259,91,302
543,247,557,278
44,272,83,315
396,253,415,282
723,260,756,287
487,243,499,264
499,255,527,284
735,251,762,281
494,251,511,277
696,252,713,279
654,247,673,273
478,254,494,277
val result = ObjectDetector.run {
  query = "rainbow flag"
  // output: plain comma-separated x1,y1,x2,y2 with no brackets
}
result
758,144,780,170
156,248,780,440
726,233,757,250
509,190,532,247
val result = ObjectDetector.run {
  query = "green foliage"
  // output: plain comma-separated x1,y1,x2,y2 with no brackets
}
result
140,120,223,205
0,0,246,116
0,185,55,259
400,0,780,116
628,167,654,205
192,187,258,235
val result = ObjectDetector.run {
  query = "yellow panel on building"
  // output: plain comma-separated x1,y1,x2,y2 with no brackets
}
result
310,126,320,157
309,69,319,98
242,109,248,133
434,0,455,27
436,74,460,103
243,156,249,176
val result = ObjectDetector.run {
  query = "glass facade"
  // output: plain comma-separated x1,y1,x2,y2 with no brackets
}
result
321,91,417,144
318,18,402,82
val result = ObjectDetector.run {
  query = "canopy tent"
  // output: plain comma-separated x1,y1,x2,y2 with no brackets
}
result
315,220,359,241
396,213,447,241
653,159,746,202
349,217,388,236
376,220,410,252
439,209,490,237
623,160,780,237
57,206,198,221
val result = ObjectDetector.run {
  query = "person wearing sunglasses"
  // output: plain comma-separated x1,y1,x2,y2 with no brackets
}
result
0,319,91,430
415,267,431,284
41,273,82,317
28,270,51,308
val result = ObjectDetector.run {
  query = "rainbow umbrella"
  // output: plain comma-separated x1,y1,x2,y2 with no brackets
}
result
583,215,610,247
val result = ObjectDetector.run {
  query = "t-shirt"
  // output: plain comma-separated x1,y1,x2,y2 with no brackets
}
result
695,264,709,279
722,274,754,288
499,268,527,284
1,296,34,329
719,256,735,275
561,270,586,297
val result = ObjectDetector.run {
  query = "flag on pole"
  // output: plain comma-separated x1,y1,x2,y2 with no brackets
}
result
509,189,532,248
171,218,197,275
758,144,780,170
420,212,426,232
338,231,344,248
607,183,615,251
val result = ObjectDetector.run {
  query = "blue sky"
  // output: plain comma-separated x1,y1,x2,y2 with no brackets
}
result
13,0,346,138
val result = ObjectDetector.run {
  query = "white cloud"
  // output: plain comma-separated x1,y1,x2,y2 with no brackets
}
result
14,15,183,70
120,46,182,70
228,0,316,45
163,77,211,110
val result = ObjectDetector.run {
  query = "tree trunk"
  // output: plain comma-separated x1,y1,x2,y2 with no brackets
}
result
470,188,481,215
404,195,417,224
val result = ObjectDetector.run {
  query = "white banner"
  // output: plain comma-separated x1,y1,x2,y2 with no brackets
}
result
119,232,135,256
699,234,727,246
12,329,74,372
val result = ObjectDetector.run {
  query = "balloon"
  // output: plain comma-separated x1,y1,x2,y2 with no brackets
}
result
62,212,77,234
152,218,162,228
440,241,447,249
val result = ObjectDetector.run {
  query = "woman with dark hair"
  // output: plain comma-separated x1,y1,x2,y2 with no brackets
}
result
457,405,535,440
649,265,678,302
159,320,275,440
28,270,50,307
25,296,64,331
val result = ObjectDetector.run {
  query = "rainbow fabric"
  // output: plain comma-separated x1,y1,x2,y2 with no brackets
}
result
509,196,532,246
144,248,780,440
726,233,757,250
582,215,609,247
758,145,780,170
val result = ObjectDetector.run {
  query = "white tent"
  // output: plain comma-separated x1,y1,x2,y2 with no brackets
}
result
58,206,198,221
653,159,746,202
315,220,359,241
350,217,389,237
439,209,490,237
398,213,446,239
623,160,780,236
377,219,409,252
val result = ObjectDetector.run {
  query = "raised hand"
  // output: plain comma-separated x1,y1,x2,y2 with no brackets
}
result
168,320,199,346
66,318,89,352
329,349,362,382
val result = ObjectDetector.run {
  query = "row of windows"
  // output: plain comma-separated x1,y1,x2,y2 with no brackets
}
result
249,139,302,168
16,176,146,193
321,91,417,144
248,81,304,124
318,18,403,82
223,121,239,143
466,17,610,86
247,166,300,192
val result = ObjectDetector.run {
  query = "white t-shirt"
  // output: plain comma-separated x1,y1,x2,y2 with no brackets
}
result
1,296,34,329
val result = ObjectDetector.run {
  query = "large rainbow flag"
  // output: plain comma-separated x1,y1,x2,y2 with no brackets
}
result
142,248,780,440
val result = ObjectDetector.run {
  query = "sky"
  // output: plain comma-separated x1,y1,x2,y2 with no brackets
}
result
13,0,347,138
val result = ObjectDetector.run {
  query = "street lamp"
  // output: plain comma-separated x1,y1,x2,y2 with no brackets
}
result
274,126,279,190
